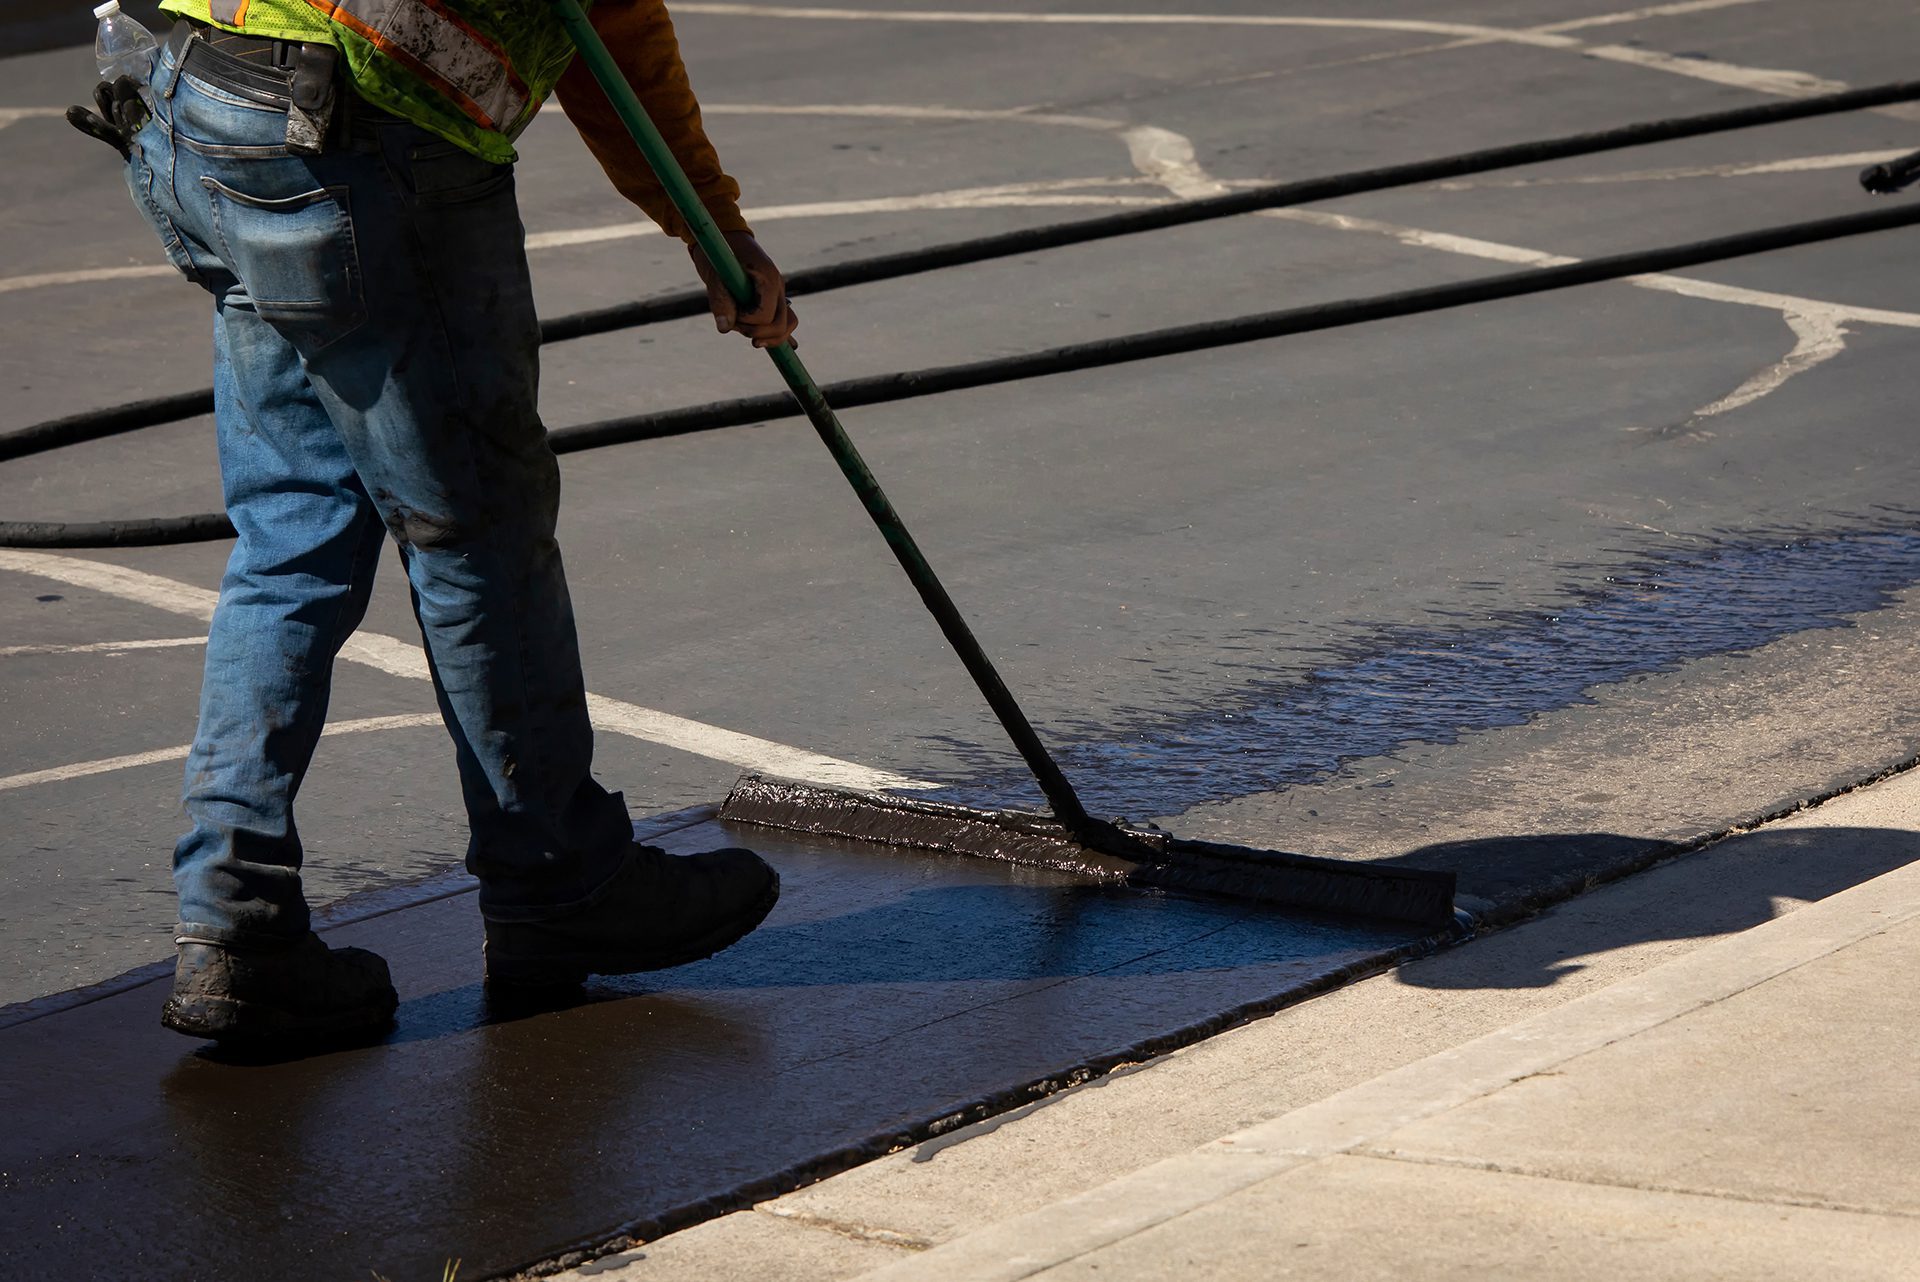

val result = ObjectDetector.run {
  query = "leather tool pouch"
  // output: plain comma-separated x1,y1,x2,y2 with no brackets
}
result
285,43,339,155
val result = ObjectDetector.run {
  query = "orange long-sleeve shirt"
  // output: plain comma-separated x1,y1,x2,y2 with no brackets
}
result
553,0,751,243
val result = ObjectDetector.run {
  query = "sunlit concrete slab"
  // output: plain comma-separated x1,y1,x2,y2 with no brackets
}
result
1024,1153,1920,1282
1373,917,1920,1213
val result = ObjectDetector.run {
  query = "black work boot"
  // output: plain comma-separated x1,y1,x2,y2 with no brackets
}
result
483,844,780,986
160,933,399,1044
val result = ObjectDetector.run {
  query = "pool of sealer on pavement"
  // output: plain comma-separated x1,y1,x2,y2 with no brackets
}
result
928,523,1920,817
0,820,1420,1282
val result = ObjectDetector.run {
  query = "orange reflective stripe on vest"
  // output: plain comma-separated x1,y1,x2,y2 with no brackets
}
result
304,0,529,130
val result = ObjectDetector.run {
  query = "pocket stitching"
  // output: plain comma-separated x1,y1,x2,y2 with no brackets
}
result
202,177,368,345
130,143,203,287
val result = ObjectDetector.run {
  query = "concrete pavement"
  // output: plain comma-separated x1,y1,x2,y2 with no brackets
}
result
566,762,1920,1280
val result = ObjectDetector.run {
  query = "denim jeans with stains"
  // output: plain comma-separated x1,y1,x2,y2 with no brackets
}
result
129,35,633,947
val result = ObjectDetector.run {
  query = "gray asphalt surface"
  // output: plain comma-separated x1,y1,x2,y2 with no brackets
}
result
5,0,1920,1002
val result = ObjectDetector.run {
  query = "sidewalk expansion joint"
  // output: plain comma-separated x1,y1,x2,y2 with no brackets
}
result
1345,1148,1920,1221
758,1206,935,1251
911,1060,1158,1164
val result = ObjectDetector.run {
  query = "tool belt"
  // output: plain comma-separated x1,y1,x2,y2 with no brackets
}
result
164,19,398,155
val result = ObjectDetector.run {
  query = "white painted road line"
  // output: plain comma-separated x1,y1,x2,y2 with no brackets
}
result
0,552,219,620
5,108,1905,438
0,265,180,296
700,103,1126,130
1436,150,1913,190
0,107,65,131
1265,203,1920,420
525,177,1163,251
672,3,1851,102
1531,0,1783,35
674,5,1583,47
0,550,938,793
1579,41,1846,98
0,637,205,658
4,78,1907,299
1121,123,1920,422
0,713,442,793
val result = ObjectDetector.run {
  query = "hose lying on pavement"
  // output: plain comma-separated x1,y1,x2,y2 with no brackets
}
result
8,76,1920,470
7,198,1920,548
6,79,1920,546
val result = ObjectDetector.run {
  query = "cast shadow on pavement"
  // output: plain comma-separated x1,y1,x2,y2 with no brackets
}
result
192,821,1920,1060
1393,824,1920,990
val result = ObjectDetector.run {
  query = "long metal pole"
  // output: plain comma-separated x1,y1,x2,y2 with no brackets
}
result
550,0,1093,828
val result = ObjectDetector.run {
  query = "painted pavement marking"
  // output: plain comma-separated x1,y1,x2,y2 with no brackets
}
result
1531,0,1787,35
0,549,937,793
1436,150,1912,190
0,264,179,296
0,713,442,793
1120,123,1920,424
671,2,1852,101
4,76,1910,297
673,5,1585,47
0,636,205,658
0,107,65,131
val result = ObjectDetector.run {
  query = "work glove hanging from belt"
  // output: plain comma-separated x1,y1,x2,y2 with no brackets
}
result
66,76,150,161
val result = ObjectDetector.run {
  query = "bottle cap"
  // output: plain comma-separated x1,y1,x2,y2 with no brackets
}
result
92,1,121,18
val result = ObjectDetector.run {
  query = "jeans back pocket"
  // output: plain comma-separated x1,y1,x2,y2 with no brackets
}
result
203,177,368,351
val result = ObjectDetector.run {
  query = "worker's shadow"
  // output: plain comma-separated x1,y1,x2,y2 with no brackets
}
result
1382,823,1920,990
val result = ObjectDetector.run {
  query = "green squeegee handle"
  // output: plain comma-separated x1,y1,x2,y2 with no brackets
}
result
551,0,1094,829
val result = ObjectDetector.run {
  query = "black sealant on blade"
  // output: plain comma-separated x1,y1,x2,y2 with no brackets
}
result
720,774,1150,878
721,775,1458,926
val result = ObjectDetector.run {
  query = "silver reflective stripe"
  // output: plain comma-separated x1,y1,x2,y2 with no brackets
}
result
208,0,245,24
322,0,528,130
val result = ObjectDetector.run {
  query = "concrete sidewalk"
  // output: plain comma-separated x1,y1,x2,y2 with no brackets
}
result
564,766,1920,1281
865,804,1920,1281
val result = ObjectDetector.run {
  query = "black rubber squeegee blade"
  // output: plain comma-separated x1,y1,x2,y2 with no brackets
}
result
721,775,1459,927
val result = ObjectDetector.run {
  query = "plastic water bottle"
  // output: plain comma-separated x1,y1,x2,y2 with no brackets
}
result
93,0,158,105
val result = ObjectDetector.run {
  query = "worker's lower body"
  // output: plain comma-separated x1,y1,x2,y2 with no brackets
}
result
127,26,777,1043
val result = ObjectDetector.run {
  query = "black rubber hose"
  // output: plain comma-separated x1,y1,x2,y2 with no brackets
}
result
1861,147,1920,195
547,200,1920,447
0,389,215,465
8,199,1917,548
0,512,235,547
7,75,1920,468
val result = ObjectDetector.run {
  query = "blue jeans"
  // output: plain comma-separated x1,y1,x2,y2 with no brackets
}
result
128,35,632,946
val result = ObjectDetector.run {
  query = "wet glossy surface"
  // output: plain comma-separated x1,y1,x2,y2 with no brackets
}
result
934,524,1920,816
0,820,1419,1281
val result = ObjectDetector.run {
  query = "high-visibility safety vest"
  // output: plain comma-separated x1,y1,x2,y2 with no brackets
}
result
158,0,583,163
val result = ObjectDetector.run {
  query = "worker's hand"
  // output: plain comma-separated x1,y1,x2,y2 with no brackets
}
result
691,230,799,349
65,76,149,161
